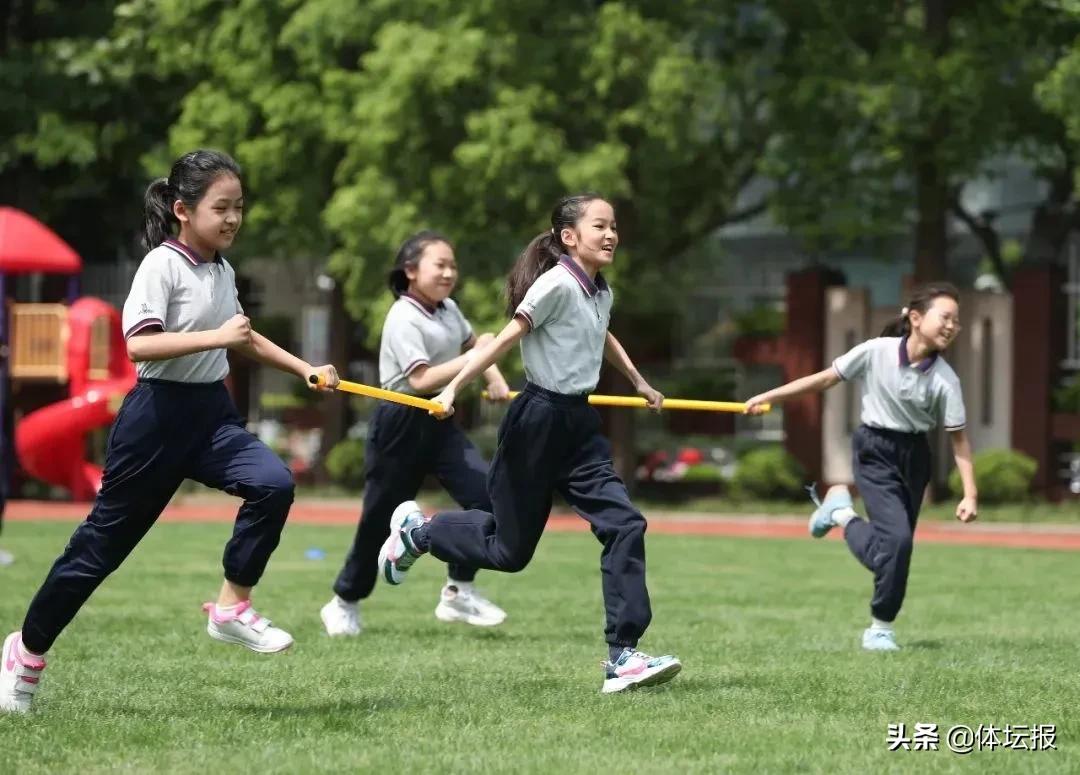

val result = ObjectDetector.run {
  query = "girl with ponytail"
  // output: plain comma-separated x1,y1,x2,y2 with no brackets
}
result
1,149,341,715
744,281,977,652
376,193,683,694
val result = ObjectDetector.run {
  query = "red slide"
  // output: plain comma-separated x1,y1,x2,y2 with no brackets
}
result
15,297,136,500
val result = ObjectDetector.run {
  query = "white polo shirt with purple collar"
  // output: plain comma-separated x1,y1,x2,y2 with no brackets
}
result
832,336,966,433
379,292,474,395
514,255,612,395
121,238,242,383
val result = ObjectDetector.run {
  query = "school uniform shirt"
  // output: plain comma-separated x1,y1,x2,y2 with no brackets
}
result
514,255,612,395
380,293,474,395
121,239,242,383
832,336,966,433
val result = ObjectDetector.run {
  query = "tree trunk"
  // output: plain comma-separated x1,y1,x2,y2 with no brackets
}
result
321,281,350,461
914,158,949,282
913,0,951,283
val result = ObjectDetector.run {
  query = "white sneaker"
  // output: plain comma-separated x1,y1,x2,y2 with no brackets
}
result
321,596,362,637
862,627,901,652
203,601,294,654
378,501,426,585
0,632,46,714
434,584,507,627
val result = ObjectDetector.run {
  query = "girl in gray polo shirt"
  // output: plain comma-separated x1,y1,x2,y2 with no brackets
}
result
745,283,978,652
0,149,339,714
320,230,511,637
376,194,682,694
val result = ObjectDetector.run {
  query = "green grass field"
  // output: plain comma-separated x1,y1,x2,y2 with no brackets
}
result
1,518,1076,774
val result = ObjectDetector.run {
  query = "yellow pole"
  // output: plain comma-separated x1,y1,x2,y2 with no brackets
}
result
309,375,445,414
483,390,769,413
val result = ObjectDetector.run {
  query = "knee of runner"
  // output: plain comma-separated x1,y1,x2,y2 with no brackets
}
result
494,548,533,573
256,467,296,507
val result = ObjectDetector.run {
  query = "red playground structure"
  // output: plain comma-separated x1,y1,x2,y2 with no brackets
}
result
0,207,135,500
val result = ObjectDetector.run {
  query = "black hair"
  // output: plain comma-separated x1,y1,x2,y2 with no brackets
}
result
879,281,960,337
505,193,605,317
142,149,243,252
387,230,454,298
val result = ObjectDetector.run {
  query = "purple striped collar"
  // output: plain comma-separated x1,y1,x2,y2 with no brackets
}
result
898,336,938,372
401,291,445,317
162,238,222,266
558,255,608,298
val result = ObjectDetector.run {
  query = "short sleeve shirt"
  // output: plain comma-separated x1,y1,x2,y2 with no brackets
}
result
514,256,612,395
121,239,242,383
833,336,966,433
379,293,474,394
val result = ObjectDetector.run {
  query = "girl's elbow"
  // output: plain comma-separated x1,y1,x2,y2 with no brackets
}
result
407,370,431,393
126,342,146,363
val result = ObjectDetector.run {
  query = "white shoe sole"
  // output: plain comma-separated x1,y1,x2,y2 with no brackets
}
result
434,602,505,627
601,660,682,694
379,502,422,585
206,622,293,654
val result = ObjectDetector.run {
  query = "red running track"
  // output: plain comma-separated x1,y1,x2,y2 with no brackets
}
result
7,499,1080,552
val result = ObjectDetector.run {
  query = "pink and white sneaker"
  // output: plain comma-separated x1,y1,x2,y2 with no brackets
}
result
203,601,293,654
601,648,682,694
0,631,46,713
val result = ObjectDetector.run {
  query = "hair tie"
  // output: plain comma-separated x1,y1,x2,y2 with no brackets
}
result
901,306,909,316
550,227,556,236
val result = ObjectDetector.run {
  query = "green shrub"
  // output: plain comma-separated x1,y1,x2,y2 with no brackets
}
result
732,446,806,500
681,463,724,482
948,448,1037,504
325,438,366,491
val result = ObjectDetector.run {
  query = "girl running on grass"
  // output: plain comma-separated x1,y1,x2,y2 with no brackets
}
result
744,282,977,651
320,230,511,636
376,194,682,693
1,149,339,714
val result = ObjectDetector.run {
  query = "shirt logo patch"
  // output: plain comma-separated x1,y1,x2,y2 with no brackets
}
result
138,303,154,315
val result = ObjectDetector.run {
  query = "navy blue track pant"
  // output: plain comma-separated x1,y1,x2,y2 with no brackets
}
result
332,401,488,602
426,383,652,648
21,379,294,654
844,424,932,623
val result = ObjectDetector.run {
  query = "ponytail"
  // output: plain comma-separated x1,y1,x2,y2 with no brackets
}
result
141,177,177,252
505,231,562,316
879,281,960,337
505,192,606,317
879,307,912,338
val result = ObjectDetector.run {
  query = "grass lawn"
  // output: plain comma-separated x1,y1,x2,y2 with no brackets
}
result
0,518,1076,773
286,482,1080,524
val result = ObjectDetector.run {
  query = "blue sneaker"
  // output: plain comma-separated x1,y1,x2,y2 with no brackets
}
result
378,501,427,585
601,649,682,694
862,628,900,651
806,483,853,538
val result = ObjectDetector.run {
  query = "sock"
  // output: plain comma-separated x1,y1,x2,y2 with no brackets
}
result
18,639,45,662
609,644,630,663
870,617,894,632
334,595,357,609
215,602,242,614
447,578,472,594
833,507,858,527
408,522,431,553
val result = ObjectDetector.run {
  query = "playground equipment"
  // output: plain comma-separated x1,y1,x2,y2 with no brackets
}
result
0,207,136,499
